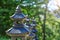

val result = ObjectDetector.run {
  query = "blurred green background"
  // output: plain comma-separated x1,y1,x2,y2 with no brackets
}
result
0,0,60,40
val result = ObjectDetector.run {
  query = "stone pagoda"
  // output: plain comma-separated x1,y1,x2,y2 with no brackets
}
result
6,5,30,40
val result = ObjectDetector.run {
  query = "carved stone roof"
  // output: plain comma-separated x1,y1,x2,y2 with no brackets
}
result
6,27,29,34
10,5,26,20
11,13,26,20
32,28,37,33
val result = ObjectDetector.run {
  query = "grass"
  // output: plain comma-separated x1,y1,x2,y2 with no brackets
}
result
0,37,9,40
0,35,21,40
0,35,9,40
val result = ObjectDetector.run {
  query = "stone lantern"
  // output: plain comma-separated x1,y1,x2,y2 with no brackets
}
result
25,18,36,40
26,17,38,40
6,5,30,40
31,18,38,40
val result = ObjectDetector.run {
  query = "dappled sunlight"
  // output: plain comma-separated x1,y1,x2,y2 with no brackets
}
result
0,0,60,40
47,0,60,19
48,0,60,11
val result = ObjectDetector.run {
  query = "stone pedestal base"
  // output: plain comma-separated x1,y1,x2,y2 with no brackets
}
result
11,37,17,40
11,36,27,40
21,37,27,40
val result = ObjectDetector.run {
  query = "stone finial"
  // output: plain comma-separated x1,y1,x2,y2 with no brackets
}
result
15,5,22,13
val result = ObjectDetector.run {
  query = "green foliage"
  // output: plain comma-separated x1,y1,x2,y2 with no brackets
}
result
0,0,60,40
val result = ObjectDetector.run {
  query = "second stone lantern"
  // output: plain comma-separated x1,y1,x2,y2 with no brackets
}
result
6,5,30,40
